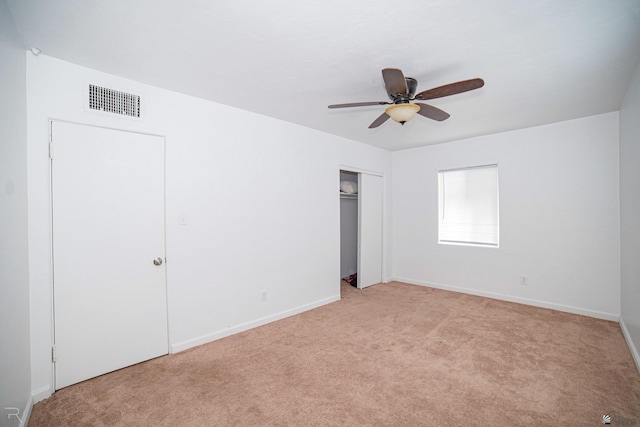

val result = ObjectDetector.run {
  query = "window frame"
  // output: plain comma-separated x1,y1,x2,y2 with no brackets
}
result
437,164,500,248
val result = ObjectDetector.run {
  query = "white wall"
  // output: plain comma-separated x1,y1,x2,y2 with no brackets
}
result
392,112,620,320
0,1,32,426
26,55,392,399
620,59,640,370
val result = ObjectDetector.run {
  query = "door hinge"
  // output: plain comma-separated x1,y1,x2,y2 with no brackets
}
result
49,143,54,159
51,345,57,363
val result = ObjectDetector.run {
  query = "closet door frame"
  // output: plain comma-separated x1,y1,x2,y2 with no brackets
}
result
339,166,386,287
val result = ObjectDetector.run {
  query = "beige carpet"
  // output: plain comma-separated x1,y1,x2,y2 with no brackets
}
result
29,281,640,426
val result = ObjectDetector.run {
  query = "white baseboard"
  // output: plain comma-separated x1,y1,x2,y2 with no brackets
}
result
31,385,52,404
620,317,640,374
171,294,341,353
392,277,619,322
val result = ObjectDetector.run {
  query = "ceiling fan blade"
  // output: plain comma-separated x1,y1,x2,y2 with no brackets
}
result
414,78,485,101
382,68,408,99
416,103,450,121
328,101,390,109
368,113,390,128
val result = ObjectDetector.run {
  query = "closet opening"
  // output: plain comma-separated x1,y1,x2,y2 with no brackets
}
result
339,169,384,295
340,171,359,289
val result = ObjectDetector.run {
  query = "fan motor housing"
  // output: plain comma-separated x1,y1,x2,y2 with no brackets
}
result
406,77,417,98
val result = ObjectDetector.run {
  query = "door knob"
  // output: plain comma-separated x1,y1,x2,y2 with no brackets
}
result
153,257,163,266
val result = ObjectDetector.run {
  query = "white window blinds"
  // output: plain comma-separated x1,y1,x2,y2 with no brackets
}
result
438,165,499,247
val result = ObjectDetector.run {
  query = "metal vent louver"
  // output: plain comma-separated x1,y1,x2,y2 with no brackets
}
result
88,84,141,118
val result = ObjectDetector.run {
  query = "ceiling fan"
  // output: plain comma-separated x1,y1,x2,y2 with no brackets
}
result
328,68,484,128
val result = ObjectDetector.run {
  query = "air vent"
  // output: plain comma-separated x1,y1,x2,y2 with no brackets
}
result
88,84,141,118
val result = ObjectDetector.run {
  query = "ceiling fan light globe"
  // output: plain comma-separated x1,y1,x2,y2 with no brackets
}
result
385,104,420,123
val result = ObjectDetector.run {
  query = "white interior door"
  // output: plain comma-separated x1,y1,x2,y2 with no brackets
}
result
52,121,168,390
358,173,383,289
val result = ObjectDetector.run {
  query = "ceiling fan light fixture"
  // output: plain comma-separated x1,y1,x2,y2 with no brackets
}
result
385,103,420,124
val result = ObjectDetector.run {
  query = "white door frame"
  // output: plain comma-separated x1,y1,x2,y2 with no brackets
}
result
49,120,170,389
339,165,386,285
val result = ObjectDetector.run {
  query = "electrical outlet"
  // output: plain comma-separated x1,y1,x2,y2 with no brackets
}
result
261,290,268,302
519,276,528,286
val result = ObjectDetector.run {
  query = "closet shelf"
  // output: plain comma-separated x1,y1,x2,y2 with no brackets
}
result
340,192,358,199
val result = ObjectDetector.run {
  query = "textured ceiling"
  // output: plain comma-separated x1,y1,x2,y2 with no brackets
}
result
6,0,640,151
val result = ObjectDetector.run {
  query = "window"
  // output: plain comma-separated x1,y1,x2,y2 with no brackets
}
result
438,164,499,247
